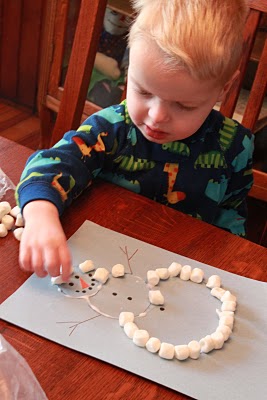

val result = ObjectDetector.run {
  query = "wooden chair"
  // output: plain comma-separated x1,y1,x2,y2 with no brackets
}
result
43,0,267,203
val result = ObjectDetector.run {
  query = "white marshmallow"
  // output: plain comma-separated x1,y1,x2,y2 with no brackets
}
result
159,342,175,360
119,311,135,327
0,202,11,219
146,337,161,353
216,309,234,318
155,268,170,280
112,263,125,277
180,265,192,281
1,214,14,230
51,276,67,285
93,268,109,284
133,329,149,347
211,331,224,349
0,223,8,237
13,227,24,241
168,262,182,277
210,287,226,300
148,290,164,305
190,267,204,283
221,301,236,312
188,340,201,359
10,205,21,218
221,290,237,303
124,322,139,339
218,315,234,330
79,259,95,273
199,335,214,353
216,325,232,341
206,275,221,288
147,270,160,286
15,213,24,227
174,345,189,360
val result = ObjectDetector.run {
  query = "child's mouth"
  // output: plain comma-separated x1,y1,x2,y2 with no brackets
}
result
145,125,168,140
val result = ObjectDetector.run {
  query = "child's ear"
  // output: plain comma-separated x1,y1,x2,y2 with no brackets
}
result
217,70,240,102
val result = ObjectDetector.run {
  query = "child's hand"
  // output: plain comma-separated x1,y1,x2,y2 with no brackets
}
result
19,200,72,281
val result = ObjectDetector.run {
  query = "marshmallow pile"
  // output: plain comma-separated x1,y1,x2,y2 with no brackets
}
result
119,262,237,361
0,201,24,241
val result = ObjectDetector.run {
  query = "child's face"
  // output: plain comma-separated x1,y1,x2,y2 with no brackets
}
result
127,39,225,144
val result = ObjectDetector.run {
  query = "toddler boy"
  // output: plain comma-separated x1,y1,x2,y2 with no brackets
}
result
16,0,254,279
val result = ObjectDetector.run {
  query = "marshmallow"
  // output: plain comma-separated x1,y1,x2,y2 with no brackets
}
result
210,287,226,300
190,267,204,283
148,290,164,305
119,312,135,327
211,331,224,349
13,227,24,241
124,322,139,339
216,325,232,341
206,275,221,289
79,259,95,273
174,345,189,360
1,214,14,230
0,201,11,219
155,268,170,280
221,301,236,312
112,263,125,278
180,265,192,281
188,340,201,359
0,223,8,238
168,262,182,277
93,268,109,283
159,342,175,360
221,290,237,303
133,329,149,347
147,270,160,286
218,315,234,330
216,309,234,318
199,335,214,353
146,337,161,353
10,205,21,218
15,213,24,227
51,276,67,285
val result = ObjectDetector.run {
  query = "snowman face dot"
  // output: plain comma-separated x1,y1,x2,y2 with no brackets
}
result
112,293,117,296
127,297,132,301
160,307,165,311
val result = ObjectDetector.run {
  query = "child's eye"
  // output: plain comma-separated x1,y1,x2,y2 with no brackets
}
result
138,90,151,96
176,102,196,111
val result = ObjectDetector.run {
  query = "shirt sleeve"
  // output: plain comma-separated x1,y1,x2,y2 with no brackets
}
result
15,103,128,215
213,129,254,237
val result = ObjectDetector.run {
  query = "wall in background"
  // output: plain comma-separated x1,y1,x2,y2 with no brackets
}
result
0,0,44,110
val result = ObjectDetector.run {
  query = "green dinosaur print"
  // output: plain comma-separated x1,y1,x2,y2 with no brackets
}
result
219,117,237,151
122,99,131,125
114,155,156,172
162,141,190,156
99,171,141,193
127,126,137,146
20,154,61,180
15,172,44,206
77,124,93,133
95,106,126,125
194,151,226,169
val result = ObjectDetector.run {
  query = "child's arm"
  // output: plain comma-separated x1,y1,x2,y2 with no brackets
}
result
19,200,72,281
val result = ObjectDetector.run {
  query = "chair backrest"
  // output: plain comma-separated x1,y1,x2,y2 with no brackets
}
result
50,0,267,201
219,0,267,201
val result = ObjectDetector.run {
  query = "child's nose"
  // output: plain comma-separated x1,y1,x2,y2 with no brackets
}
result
148,99,169,124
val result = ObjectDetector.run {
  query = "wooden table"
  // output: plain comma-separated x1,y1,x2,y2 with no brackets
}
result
0,137,266,400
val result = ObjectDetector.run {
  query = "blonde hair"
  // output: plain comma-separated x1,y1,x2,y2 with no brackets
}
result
129,0,249,83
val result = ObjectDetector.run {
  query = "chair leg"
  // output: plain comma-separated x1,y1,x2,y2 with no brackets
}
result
39,105,54,148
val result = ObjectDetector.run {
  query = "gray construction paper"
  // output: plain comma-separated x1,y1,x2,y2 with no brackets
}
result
1,220,267,400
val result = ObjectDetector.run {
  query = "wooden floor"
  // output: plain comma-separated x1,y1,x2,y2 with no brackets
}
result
0,99,41,150
0,99,266,247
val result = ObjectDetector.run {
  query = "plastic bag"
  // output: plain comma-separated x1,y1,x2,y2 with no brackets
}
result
0,334,48,400
0,168,16,201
